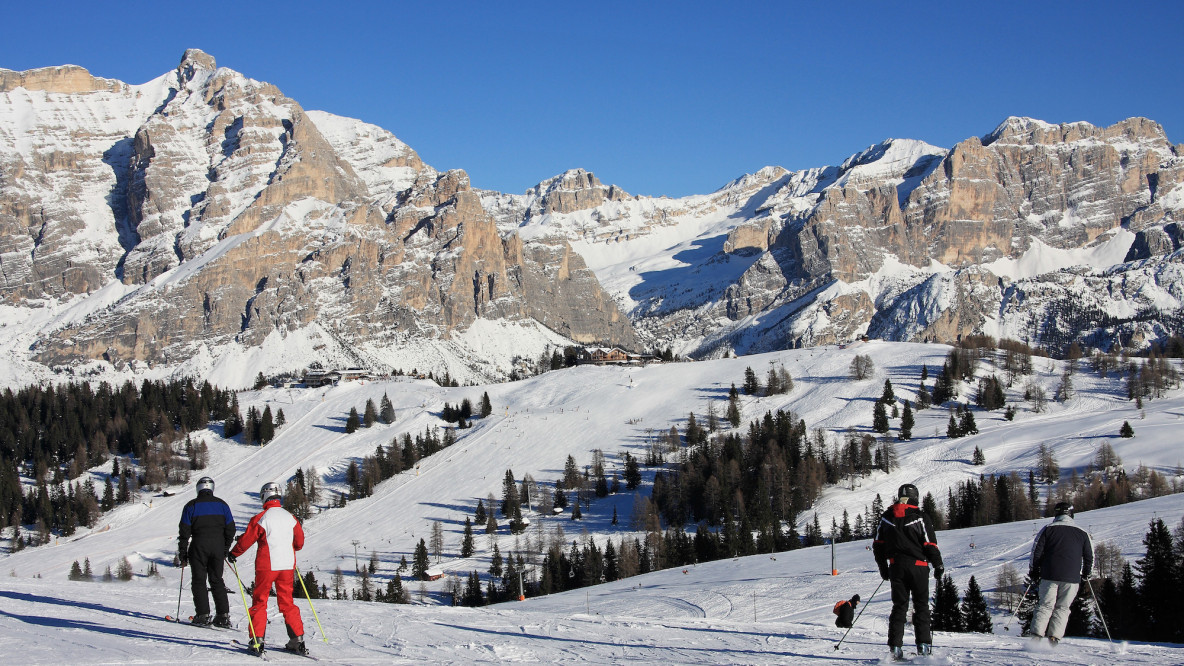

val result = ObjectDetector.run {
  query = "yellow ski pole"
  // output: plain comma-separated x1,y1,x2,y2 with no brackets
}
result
294,564,327,642
228,560,259,645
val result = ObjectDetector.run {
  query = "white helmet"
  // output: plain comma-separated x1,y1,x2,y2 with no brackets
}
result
196,477,215,495
260,481,282,504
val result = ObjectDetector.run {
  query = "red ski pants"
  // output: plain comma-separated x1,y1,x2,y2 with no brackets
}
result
248,569,304,640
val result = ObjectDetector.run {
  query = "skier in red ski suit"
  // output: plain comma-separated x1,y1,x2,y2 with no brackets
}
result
228,481,306,655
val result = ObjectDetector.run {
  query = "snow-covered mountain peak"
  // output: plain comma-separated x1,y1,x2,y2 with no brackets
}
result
832,138,947,190
176,48,217,84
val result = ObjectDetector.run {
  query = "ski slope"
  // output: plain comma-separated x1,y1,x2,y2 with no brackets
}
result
0,495,1180,663
1,341,1182,662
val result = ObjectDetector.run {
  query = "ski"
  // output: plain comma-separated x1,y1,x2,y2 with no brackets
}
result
165,615,236,631
232,639,269,660
232,639,319,661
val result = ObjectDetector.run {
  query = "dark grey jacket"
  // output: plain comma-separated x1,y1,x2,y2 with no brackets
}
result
1031,514,1093,583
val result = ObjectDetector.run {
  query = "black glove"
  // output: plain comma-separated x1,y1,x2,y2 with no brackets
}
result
878,563,890,580
1028,567,1039,580
178,552,188,567
933,566,944,581
226,553,236,564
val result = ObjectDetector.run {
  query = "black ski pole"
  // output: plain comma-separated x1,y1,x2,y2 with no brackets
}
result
1003,581,1034,632
835,577,885,651
1085,579,1113,643
175,564,185,621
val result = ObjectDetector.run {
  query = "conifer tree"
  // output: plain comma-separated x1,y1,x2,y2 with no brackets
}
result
380,393,396,424
972,446,986,466
743,367,760,395
259,405,275,444
727,389,741,427
412,538,430,580
959,410,978,435
1119,421,1134,438
872,401,890,433
931,574,965,632
461,517,475,557
501,469,519,517
345,407,360,434
474,499,487,526
880,378,895,404
489,544,503,577
1135,517,1178,640
623,452,641,490
364,398,378,428
480,392,492,418
961,575,992,633
899,401,914,440
947,414,961,439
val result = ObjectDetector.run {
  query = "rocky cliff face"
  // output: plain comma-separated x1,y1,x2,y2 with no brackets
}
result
0,51,637,384
490,124,1182,358
2,50,1182,386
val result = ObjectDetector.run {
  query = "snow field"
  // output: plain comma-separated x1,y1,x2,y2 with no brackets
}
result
1,341,1182,662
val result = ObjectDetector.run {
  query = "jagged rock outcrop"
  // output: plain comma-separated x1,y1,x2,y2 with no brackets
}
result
0,50,638,383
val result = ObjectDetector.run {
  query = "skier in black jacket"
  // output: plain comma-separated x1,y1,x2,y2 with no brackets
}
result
873,483,943,660
1028,502,1093,646
833,594,860,628
178,476,236,627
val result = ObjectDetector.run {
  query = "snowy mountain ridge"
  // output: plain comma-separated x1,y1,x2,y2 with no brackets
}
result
2,50,1184,389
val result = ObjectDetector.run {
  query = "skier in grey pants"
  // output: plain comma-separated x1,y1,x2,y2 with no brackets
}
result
1029,502,1093,645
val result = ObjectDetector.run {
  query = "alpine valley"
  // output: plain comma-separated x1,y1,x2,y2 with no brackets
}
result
2,49,1183,388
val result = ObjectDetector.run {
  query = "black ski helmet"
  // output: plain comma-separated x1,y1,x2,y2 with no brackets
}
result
196,476,215,495
897,483,920,505
1054,501,1074,517
260,481,282,504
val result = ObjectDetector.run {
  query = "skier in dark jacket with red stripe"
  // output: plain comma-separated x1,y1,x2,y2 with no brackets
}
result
178,476,236,627
873,483,943,660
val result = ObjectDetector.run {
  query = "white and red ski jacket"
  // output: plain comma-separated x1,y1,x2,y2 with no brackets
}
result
230,499,304,573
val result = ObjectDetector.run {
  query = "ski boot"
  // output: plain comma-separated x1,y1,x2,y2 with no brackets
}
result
247,638,264,656
285,635,308,655
212,613,232,629
191,613,212,627
890,646,906,661
917,643,932,656
1047,636,1060,648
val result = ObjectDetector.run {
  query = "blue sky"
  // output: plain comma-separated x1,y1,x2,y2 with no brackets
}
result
4,1,1181,197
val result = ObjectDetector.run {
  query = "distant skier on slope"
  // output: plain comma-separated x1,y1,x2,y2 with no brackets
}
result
833,594,860,628
873,483,943,661
1028,502,1093,646
178,476,235,628
228,481,307,656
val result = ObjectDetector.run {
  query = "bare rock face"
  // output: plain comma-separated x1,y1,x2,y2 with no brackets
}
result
0,65,125,94
2,50,639,381
526,169,632,215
